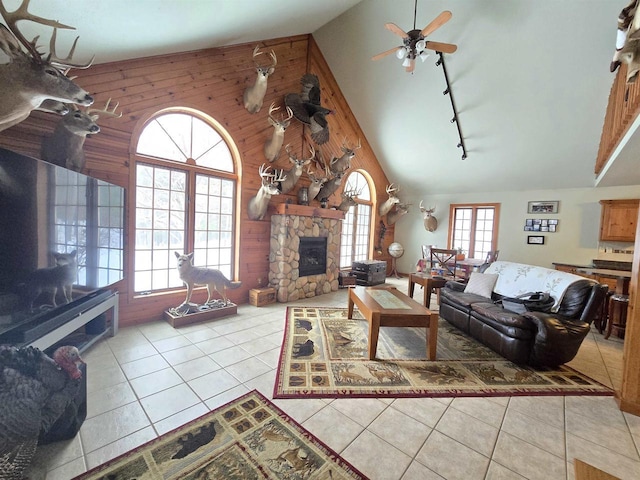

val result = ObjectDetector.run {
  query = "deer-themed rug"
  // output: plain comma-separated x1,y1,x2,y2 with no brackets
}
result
72,390,366,480
273,307,613,399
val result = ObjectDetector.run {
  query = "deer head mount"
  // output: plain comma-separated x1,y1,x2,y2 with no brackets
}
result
243,45,276,114
41,98,121,172
277,144,314,194
330,137,361,174
378,183,401,216
0,0,95,132
387,202,411,225
419,200,438,232
306,166,327,201
247,163,286,220
337,186,363,212
263,102,293,163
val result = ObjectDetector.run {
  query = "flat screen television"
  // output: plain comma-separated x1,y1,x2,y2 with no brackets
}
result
0,147,125,344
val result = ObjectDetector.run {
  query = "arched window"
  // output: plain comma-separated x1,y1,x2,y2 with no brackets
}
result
339,171,372,268
133,110,238,293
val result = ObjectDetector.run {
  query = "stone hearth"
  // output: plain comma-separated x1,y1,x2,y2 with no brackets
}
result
269,204,344,302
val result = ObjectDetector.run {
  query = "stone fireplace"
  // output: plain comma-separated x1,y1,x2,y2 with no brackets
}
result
269,204,344,302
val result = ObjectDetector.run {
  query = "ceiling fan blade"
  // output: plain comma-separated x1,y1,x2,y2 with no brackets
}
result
385,22,409,39
420,10,453,37
372,46,401,61
405,59,415,73
425,41,457,54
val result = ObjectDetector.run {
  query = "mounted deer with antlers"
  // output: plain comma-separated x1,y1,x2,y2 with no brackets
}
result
378,183,401,216
330,137,361,174
263,102,293,162
42,98,121,172
243,45,276,114
248,164,286,220
337,186,363,212
306,166,327,201
387,202,411,225
0,0,94,132
419,201,438,232
277,144,314,194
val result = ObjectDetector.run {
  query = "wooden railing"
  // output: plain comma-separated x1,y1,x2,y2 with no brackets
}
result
596,63,640,175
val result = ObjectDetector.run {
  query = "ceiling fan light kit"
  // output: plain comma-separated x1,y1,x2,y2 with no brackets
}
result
371,2,467,160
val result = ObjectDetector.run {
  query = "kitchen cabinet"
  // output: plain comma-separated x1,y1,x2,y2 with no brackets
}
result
599,199,639,242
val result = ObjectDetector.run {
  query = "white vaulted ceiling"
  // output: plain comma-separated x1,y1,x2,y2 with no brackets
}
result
1,0,635,195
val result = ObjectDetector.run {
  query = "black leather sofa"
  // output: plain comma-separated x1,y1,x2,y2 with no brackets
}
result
439,279,608,366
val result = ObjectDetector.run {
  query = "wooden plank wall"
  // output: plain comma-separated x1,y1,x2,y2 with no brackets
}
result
0,35,393,327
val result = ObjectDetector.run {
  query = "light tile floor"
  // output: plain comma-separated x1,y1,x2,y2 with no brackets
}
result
28,277,640,480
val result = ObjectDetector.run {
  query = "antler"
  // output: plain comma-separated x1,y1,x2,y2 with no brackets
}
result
48,27,94,69
252,45,277,68
386,183,399,195
303,144,315,162
0,0,73,61
87,98,122,119
342,136,362,152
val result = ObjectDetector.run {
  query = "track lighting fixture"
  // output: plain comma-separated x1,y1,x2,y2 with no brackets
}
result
437,52,467,161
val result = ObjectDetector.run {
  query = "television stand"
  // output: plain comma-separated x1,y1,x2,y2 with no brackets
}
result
28,290,119,353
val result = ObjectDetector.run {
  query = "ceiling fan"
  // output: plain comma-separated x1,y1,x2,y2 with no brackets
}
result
372,5,457,73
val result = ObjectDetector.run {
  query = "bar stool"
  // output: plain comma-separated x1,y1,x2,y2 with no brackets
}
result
605,293,629,339
594,290,614,334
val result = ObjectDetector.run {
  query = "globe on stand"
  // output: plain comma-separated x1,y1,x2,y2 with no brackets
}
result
388,242,404,278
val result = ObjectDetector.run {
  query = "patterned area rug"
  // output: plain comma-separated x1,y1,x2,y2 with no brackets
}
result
273,307,613,399
73,390,366,479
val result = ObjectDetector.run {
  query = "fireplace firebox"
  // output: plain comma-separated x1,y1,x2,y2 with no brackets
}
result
299,237,327,277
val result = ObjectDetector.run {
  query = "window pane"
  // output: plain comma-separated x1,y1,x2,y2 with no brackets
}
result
134,112,238,294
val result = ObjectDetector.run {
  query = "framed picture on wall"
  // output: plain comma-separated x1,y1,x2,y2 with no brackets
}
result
527,235,545,245
527,201,559,214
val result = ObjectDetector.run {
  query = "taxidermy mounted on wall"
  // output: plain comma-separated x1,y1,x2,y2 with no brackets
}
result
379,184,401,216
248,164,286,220
420,201,438,232
330,138,361,174
277,144,314,194
243,45,277,113
263,102,293,162
0,0,94,132
285,74,334,144
41,99,121,172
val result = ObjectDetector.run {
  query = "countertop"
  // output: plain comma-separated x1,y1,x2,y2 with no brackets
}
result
574,268,632,278
553,261,632,272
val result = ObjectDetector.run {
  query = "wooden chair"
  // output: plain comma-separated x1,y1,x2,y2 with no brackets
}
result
478,250,499,273
429,248,460,304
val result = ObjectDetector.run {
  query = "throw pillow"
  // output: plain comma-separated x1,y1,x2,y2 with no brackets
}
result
464,272,498,298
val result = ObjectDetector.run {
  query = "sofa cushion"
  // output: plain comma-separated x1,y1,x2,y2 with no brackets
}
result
470,302,535,339
441,287,489,309
464,272,498,298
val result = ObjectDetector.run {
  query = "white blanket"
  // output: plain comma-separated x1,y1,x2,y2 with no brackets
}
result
484,261,589,312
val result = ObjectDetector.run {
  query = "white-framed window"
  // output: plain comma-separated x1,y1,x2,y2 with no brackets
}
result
449,203,500,259
339,171,372,268
133,111,238,293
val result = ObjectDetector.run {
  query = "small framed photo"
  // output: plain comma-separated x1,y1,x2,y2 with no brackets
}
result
541,219,548,227
540,226,549,232
548,219,558,225
549,224,556,232
525,219,533,227
527,235,545,245
524,226,533,231
528,201,559,214
533,224,541,231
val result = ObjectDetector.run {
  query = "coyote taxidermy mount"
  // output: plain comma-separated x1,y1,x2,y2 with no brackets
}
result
174,252,241,305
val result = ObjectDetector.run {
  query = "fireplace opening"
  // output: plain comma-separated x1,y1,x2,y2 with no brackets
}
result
299,237,327,277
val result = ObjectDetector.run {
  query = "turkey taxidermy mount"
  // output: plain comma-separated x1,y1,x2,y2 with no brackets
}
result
285,74,334,145
372,3,457,73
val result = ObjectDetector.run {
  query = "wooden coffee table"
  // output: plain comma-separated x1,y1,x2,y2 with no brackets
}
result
347,286,438,360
